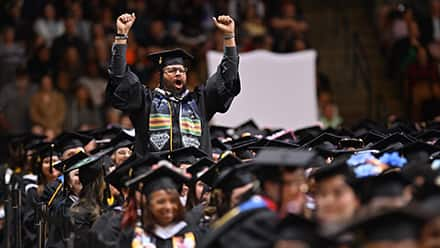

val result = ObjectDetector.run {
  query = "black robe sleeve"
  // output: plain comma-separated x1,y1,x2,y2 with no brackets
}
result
106,44,145,112
199,208,278,248
204,47,241,120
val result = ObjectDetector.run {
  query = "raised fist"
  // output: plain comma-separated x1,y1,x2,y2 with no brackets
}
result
116,13,136,35
212,15,235,35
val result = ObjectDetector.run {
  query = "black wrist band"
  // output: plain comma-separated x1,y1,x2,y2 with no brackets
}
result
115,33,128,40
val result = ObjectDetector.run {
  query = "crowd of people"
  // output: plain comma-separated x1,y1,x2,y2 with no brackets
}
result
1,1,440,247
0,0,342,139
1,117,440,247
376,0,440,121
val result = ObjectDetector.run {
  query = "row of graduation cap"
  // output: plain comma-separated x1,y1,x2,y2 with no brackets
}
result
5,118,440,247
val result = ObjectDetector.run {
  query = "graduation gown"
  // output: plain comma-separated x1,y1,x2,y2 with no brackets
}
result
119,221,203,248
88,206,123,248
199,195,279,248
46,193,78,248
106,44,240,156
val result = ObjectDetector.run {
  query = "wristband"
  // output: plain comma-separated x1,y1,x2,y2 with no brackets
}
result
115,33,128,40
224,34,235,40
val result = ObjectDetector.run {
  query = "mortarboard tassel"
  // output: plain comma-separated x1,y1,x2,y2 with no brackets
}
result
49,143,54,174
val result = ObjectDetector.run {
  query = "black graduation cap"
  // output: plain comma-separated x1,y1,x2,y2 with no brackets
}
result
387,120,418,136
105,153,160,191
276,214,331,247
54,151,89,173
87,126,123,141
314,145,357,160
65,151,109,186
91,130,135,154
338,138,364,149
54,132,93,154
125,165,191,196
187,157,214,179
234,119,263,136
229,136,260,160
301,133,346,149
32,142,59,174
357,171,410,204
198,153,242,187
249,138,299,151
310,155,354,182
159,146,208,166
270,129,296,143
33,142,59,161
395,142,439,160
369,133,416,151
416,129,440,143
293,125,322,145
211,138,231,155
8,133,46,150
354,130,385,145
212,164,254,193
336,207,426,243
250,149,321,182
210,125,234,139
147,48,193,69
253,148,319,168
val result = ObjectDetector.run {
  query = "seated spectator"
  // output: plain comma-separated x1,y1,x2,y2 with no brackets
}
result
61,46,83,82
51,16,87,67
389,20,421,79
30,74,66,136
33,3,64,47
420,0,440,62
0,66,37,133
173,0,210,47
270,1,308,53
77,60,107,108
27,45,51,83
0,26,26,87
70,1,91,43
65,83,101,131
90,23,110,72
407,47,440,120
242,3,267,39
319,102,343,129
142,19,175,49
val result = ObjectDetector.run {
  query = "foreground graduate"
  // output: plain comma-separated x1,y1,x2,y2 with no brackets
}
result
119,164,203,247
200,149,317,248
22,142,61,248
106,13,240,155
69,152,109,248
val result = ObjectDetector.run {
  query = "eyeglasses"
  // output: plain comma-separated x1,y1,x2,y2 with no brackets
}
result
163,66,188,74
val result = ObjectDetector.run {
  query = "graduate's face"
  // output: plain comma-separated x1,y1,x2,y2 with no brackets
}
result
112,147,132,166
149,189,181,227
195,180,205,201
41,156,61,181
315,175,359,224
162,65,187,94
281,169,307,214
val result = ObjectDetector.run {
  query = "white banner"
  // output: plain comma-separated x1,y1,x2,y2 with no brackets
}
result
207,49,318,130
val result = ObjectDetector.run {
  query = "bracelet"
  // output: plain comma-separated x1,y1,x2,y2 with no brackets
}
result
224,34,235,40
114,33,128,40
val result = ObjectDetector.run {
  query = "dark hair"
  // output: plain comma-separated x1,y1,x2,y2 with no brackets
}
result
185,181,201,211
142,189,185,233
70,166,105,224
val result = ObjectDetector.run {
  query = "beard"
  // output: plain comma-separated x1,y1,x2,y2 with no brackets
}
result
162,76,186,95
